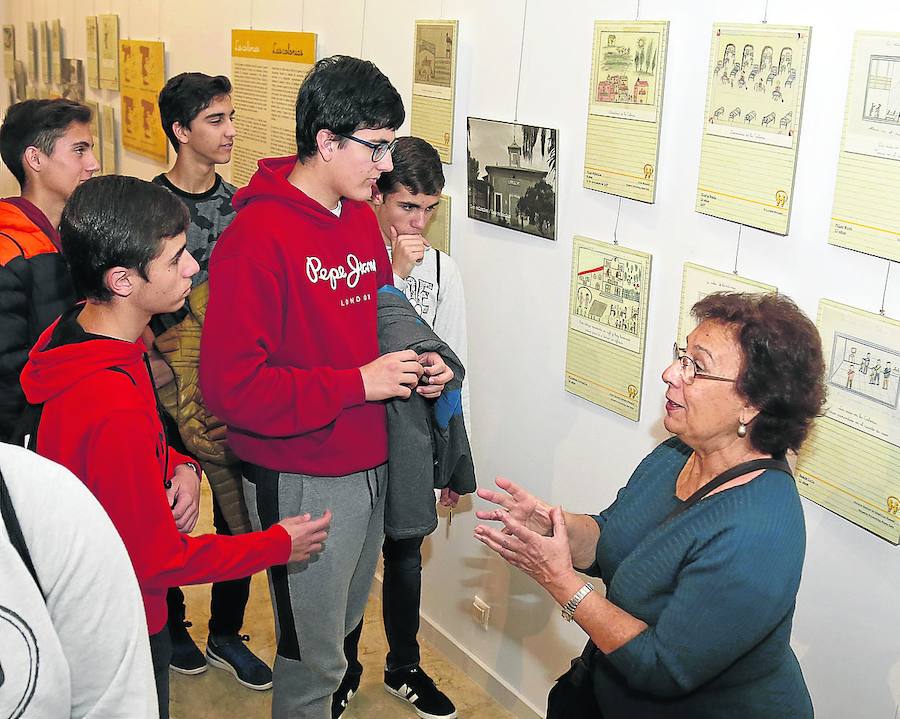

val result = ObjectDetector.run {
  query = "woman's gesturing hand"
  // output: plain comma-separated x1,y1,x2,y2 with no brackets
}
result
475,506,575,589
475,476,554,537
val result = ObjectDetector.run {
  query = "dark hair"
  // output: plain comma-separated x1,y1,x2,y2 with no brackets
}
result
158,72,232,151
691,292,825,456
295,55,404,161
61,176,189,302
0,99,92,188
376,136,444,196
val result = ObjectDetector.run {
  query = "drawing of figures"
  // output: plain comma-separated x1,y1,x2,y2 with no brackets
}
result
849,346,857,365
780,111,793,129
861,352,871,374
762,112,776,126
870,360,882,385
785,68,797,88
772,85,783,102
729,106,742,120
778,47,793,75
846,364,855,388
445,32,452,58
884,362,892,390
760,45,773,73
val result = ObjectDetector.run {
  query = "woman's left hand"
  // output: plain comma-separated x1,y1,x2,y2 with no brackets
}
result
475,506,575,589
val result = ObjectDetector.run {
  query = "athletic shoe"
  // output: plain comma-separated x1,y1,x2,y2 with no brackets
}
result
332,669,362,718
384,665,457,719
168,620,207,675
205,633,273,691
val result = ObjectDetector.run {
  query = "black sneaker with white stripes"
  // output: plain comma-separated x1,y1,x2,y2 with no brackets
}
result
384,665,457,719
332,669,361,719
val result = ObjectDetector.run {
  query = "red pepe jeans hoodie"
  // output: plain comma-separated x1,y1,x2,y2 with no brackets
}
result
20,306,290,634
200,156,393,475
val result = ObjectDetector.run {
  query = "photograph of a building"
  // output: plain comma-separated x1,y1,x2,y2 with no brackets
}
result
467,116,558,241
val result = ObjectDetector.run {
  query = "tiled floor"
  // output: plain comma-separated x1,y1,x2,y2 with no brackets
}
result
169,484,517,718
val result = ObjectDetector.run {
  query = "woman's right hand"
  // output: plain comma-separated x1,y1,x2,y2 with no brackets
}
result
277,510,332,563
476,477,553,537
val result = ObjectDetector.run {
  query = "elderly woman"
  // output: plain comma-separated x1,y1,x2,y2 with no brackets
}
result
475,293,824,718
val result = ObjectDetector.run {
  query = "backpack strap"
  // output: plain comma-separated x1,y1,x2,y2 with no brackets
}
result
0,465,44,596
433,249,442,324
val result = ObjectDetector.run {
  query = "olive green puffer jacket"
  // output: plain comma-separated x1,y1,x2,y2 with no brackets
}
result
155,280,251,535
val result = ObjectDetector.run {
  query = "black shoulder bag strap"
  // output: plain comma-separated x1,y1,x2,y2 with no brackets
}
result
663,456,792,526
0,465,44,596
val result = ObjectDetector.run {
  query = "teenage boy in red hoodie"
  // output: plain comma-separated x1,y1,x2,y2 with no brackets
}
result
20,175,332,719
200,55,452,719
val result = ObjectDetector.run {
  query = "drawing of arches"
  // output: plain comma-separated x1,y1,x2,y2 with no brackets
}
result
723,43,736,66
741,44,754,70
760,46,773,72
778,47,792,75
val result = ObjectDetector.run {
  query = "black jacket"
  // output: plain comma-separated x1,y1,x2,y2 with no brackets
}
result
0,200,75,441
377,285,476,540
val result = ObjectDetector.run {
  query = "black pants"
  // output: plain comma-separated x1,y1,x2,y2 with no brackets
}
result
166,488,252,635
161,412,251,636
345,534,425,677
149,627,172,719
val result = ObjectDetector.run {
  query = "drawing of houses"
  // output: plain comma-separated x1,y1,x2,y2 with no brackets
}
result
633,78,649,103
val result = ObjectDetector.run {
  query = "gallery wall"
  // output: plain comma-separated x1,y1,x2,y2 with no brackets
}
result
2,1,900,717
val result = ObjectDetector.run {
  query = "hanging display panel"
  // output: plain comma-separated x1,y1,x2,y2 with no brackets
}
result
796,299,900,543
583,20,669,203
230,29,317,187
565,236,652,421
467,116,558,241
829,31,900,262
695,23,811,235
411,19,459,164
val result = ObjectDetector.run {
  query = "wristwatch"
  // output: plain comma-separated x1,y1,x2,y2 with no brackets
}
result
561,582,595,622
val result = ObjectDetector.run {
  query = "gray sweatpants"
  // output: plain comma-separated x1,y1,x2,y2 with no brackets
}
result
243,463,386,719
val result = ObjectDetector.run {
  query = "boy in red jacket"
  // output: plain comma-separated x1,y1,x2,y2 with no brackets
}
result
20,175,331,719
200,56,452,719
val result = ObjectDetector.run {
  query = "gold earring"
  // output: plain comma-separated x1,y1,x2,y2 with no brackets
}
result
737,421,747,438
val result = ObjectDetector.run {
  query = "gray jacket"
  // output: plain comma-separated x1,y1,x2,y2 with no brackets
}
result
377,285,476,539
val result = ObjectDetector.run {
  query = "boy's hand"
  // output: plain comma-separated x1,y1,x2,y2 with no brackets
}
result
390,225,429,280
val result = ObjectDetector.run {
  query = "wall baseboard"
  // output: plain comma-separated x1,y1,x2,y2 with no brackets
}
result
371,575,543,719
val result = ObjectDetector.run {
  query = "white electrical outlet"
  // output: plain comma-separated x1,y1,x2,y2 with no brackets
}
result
473,596,491,630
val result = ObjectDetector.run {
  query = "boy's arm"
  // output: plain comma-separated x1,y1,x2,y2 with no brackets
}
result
86,412,290,591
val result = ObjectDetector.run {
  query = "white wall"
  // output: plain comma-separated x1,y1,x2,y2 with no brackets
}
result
2,1,900,717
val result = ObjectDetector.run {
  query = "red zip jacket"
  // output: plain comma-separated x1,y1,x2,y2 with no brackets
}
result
20,306,291,634
200,156,393,475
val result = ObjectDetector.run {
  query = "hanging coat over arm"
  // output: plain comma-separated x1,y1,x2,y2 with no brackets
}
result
376,285,476,540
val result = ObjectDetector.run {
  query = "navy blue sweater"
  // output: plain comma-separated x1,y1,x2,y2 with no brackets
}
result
586,437,813,718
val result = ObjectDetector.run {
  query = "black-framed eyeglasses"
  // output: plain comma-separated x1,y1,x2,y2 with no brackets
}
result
335,133,397,162
673,344,736,385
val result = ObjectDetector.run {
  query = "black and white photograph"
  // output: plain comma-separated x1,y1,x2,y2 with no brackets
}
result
60,57,85,102
467,116,558,241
